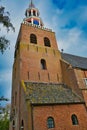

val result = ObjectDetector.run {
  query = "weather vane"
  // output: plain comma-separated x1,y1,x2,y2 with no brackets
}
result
30,0,33,4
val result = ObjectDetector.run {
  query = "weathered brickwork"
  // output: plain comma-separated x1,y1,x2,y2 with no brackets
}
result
33,104,87,130
18,24,62,83
10,22,87,130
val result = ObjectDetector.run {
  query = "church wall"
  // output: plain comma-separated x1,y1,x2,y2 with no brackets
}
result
18,24,62,83
10,54,21,130
19,24,58,49
60,60,83,97
74,69,87,106
33,104,87,130
10,1,87,130
19,84,33,130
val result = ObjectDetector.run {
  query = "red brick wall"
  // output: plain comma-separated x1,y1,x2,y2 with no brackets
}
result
74,69,87,106
10,23,87,130
19,24,58,49
19,23,62,83
60,60,83,97
33,104,87,130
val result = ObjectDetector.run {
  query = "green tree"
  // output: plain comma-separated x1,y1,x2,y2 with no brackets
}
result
0,4,15,53
0,97,10,130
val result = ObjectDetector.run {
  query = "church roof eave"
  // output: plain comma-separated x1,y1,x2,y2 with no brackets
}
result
61,53,87,70
23,82,84,104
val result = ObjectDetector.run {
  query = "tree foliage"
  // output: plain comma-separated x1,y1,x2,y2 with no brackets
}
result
0,104,10,130
0,5,15,53
0,97,10,130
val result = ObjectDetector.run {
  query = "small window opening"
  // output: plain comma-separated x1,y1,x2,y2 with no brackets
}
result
41,59,47,70
13,120,15,130
44,37,51,47
29,11,31,16
28,20,31,23
30,34,37,44
71,114,79,125
33,10,36,16
84,78,87,86
21,120,24,130
47,117,55,128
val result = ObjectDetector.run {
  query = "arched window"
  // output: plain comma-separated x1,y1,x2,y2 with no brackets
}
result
29,11,31,16
12,120,15,130
47,117,55,128
21,120,24,130
30,34,37,44
44,37,51,47
33,10,36,16
71,114,79,125
41,59,47,70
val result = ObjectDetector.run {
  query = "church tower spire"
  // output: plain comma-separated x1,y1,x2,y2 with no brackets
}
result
29,0,35,8
24,0,44,26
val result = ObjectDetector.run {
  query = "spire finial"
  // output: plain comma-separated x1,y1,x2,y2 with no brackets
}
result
30,0,32,5
31,0,33,4
29,0,35,8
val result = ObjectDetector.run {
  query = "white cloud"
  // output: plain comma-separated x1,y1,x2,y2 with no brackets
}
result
58,27,82,49
1,0,87,101
0,70,12,82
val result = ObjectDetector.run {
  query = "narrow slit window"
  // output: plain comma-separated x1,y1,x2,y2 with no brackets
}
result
21,120,24,130
33,10,36,16
29,11,31,16
13,120,15,130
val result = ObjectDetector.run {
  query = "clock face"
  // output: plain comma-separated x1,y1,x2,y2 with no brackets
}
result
33,20,39,25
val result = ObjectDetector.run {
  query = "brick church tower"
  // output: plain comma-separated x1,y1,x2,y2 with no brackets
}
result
10,1,87,130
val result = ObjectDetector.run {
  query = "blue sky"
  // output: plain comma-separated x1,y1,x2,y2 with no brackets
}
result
0,0,87,102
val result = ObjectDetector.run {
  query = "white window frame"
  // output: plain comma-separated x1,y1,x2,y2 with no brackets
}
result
83,78,87,86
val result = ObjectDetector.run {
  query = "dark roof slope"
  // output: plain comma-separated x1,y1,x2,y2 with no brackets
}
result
24,82,84,104
61,53,87,70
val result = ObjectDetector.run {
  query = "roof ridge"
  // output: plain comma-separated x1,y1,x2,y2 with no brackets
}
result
61,52,87,59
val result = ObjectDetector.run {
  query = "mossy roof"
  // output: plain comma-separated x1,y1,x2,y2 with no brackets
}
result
24,82,84,104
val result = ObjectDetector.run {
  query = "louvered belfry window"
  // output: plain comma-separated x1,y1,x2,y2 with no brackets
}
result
30,34,37,44
44,37,51,47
